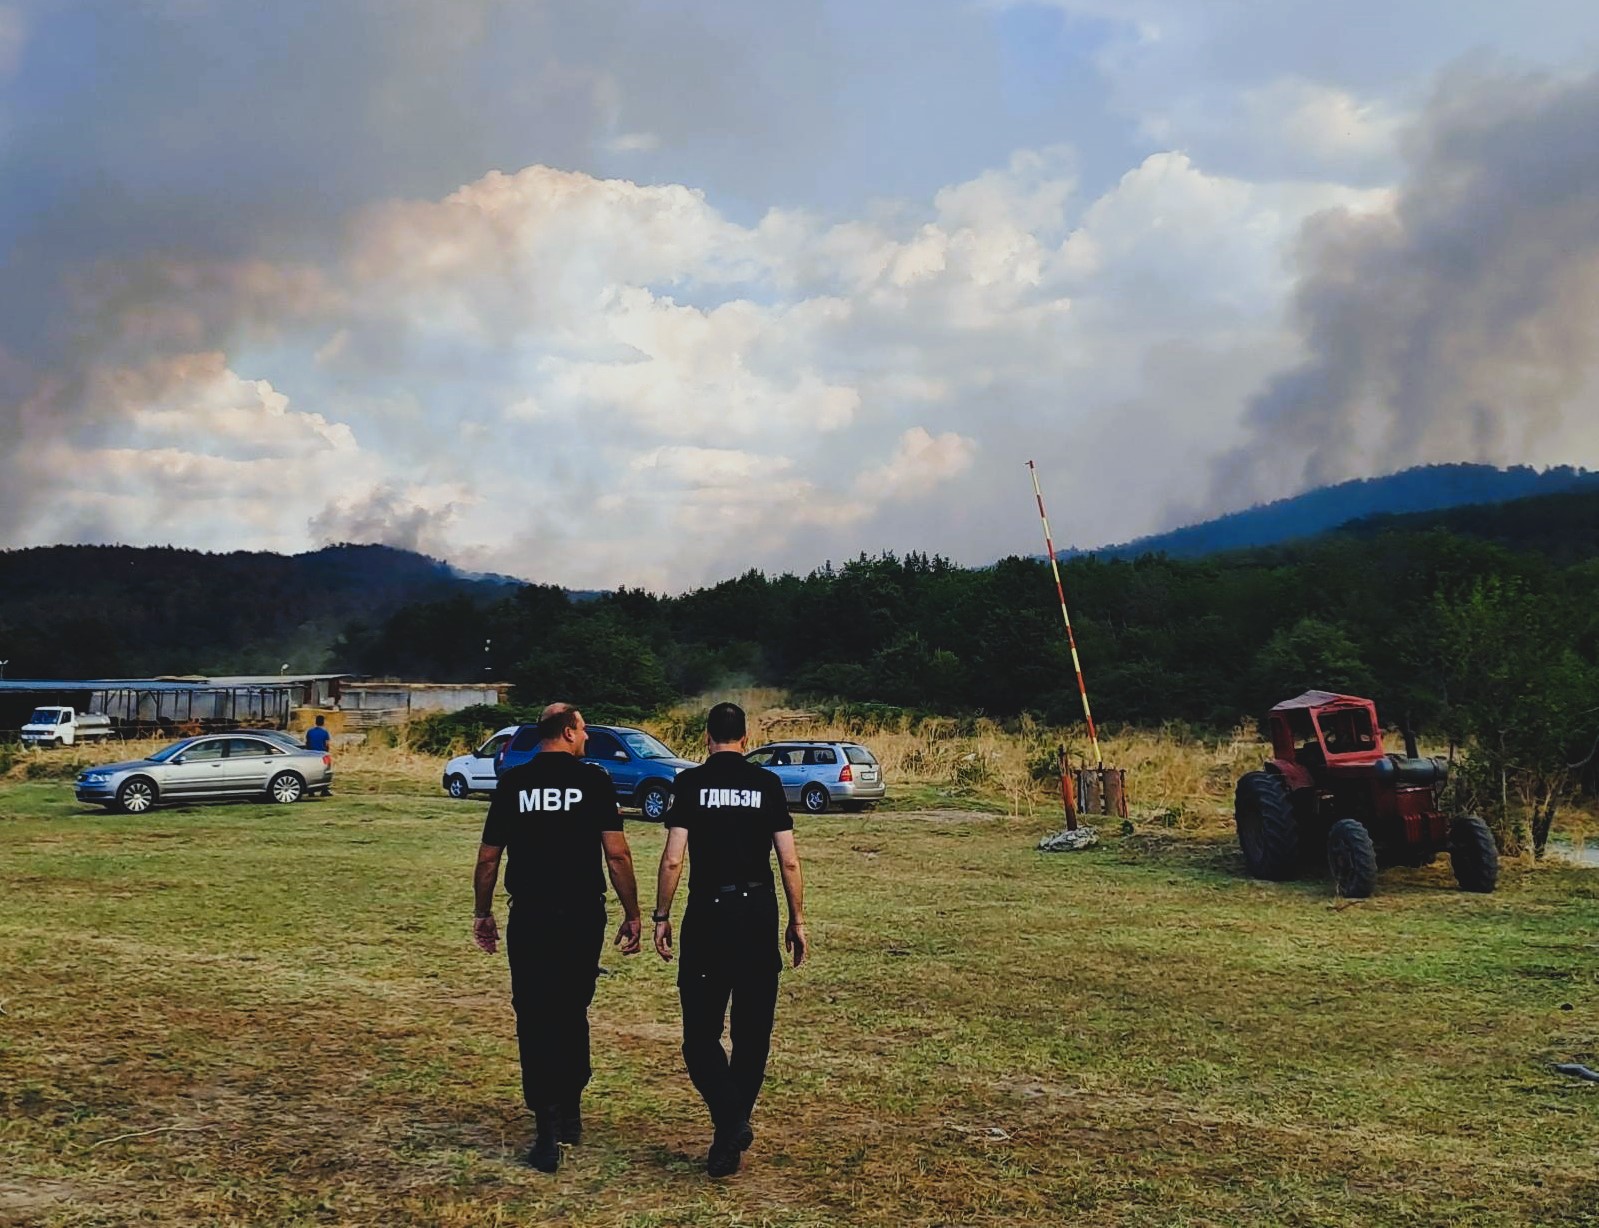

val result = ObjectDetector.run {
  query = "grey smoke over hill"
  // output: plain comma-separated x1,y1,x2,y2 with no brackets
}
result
1214,64,1599,504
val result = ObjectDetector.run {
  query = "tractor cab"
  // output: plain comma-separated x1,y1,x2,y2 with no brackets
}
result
1268,691,1385,773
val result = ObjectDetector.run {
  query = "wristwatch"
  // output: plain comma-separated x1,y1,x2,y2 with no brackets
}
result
652,912,670,923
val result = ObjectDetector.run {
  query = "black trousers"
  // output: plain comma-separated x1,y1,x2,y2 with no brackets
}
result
678,890,781,1131
506,902,605,1110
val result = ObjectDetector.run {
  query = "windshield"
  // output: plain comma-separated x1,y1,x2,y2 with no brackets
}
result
620,731,676,760
1315,707,1377,755
146,740,193,763
28,708,65,725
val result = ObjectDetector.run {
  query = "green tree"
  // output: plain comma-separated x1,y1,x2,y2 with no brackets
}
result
510,614,674,715
1433,578,1599,856
1249,617,1376,716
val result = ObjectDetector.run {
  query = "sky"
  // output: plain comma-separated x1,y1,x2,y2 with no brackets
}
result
4,0,1599,591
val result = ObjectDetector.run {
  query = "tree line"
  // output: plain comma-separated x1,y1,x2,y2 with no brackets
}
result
337,493,1599,855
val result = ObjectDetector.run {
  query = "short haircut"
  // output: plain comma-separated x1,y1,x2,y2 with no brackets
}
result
706,702,746,744
536,705,581,743
315,715,326,725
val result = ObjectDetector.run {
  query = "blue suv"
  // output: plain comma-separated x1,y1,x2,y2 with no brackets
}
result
496,724,696,821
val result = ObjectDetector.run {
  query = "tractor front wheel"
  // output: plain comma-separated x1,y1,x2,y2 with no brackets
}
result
1234,772,1299,881
1326,818,1378,898
1449,815,1499,893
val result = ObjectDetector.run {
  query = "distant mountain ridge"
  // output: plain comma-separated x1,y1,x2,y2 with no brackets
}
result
1079,464,1599,560
0,542,520,679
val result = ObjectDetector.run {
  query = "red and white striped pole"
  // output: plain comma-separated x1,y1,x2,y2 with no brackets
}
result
1028,460,1104,770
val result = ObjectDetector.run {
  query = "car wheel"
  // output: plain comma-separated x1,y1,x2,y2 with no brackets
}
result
446,774,469,799
639,782,671,822
801,783,829,814
268,772,305,804
117,777,157,815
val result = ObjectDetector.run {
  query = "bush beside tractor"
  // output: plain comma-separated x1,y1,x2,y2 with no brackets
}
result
1234,691,1498,897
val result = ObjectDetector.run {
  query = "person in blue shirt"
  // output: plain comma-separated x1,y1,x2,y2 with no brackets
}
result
304,715,331,753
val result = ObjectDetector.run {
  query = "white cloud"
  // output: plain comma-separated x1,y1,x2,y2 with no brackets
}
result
92,352,357,460
855,428,979,500
629,445,784,486
19,111,1574,587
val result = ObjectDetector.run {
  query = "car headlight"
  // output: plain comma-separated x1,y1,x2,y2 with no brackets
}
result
81,772,110,784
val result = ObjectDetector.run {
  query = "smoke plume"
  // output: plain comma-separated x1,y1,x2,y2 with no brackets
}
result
1214,64,1599,504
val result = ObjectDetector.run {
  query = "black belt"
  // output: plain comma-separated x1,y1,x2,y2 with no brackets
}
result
711,880,771,896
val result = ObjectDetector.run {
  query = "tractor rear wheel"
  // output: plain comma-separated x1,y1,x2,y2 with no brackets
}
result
1326,818,1378,898
1449,815,1499,893
1234,772,1299,880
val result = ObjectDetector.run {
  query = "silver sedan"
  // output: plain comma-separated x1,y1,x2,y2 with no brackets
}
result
75,733,334,814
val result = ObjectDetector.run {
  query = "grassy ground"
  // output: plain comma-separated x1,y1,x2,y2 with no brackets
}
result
2,752,1597,1226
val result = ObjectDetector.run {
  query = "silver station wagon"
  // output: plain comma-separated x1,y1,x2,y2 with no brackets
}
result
745,740,885,814
75,733,334,814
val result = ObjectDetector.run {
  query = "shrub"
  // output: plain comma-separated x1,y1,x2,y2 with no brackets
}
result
406,705,529,756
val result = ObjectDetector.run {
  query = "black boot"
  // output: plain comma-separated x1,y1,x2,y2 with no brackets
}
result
706,1124,742,1177
525,1106,560,1173
557,1096,583,1145
730,1118,754,1152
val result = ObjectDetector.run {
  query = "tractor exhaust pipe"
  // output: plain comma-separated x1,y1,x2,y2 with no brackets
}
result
1402,718,1420,761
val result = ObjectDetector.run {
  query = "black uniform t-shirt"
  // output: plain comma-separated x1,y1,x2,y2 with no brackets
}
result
481,752,622,910
668,752,793,894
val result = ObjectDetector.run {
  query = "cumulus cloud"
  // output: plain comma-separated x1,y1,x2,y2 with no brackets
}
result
8,2,1599,588
0,139,1487,587
855,428,980,501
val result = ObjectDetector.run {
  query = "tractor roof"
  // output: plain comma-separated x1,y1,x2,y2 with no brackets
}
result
1269,690,1375,713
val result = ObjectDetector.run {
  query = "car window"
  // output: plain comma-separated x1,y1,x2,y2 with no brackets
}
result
768,747,801,767
477,734,511,759
745,748,775,766
227,737,278,758
183,739,227,762
620,730,676,759
509,725,540,752
807,747,837,765
585,729,625,760
844,746,877,765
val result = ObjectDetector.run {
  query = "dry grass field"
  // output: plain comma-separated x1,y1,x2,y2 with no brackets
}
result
2,715,1597,1226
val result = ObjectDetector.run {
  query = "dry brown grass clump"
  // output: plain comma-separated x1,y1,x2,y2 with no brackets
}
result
651,691,1268,829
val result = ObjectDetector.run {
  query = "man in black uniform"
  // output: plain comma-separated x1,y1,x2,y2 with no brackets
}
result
472,703,642,1172
652,701,807,1177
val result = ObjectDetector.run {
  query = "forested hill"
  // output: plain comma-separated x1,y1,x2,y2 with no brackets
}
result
1087,463,1599,559
7,483,1599,737
333,485,1599,737
1336,486,1599,566
0,543,515,678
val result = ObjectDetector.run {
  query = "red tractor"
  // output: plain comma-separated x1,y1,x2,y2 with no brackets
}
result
1234,691,1498,897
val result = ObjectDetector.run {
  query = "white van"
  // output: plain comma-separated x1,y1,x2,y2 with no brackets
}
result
21,706,115,748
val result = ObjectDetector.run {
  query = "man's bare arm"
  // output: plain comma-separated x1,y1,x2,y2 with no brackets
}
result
472,843,504,953
773,829,807,967
602,830,643,954
652,826,689,960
